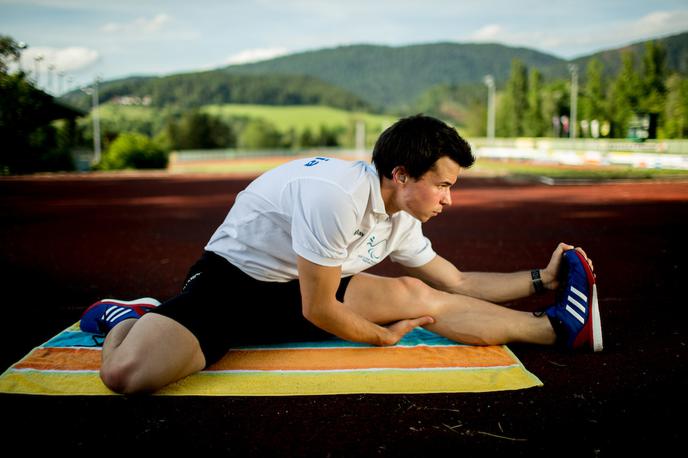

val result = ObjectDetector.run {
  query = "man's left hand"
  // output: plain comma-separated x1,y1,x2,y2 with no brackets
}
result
541,242,594,290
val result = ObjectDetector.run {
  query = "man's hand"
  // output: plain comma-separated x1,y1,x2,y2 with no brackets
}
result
381,316,435,346
297,255,435,347
541,242,595,290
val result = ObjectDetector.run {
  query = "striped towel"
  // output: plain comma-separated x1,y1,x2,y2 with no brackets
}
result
0,324,542,395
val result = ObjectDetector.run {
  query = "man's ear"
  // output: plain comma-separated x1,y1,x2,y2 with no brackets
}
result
392,166,408,184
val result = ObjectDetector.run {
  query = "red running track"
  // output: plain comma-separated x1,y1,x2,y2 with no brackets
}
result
1,173,687,455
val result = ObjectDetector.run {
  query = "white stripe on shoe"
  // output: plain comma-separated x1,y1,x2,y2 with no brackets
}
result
568,295,587,314
103,306,134,323
570,285,588,302
108,307,134,323
103,306,124,320
565,305,585,324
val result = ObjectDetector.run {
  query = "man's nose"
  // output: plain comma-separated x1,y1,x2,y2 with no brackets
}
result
441,189,452,206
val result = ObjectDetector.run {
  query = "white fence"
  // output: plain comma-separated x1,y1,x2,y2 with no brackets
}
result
471,138,688,170
165,138,688,171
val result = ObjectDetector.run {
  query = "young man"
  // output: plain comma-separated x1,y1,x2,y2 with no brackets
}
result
81,115,602,395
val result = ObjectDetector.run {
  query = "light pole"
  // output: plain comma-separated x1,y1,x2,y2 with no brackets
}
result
483,75,496,140
81,76,102,165
48,64,55,94
569,64,578,139
17,42,27,74
33,54,44,87
58,71,65,96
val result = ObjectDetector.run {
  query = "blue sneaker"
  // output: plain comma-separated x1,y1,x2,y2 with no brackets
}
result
80,297,160,334
545,250,603,352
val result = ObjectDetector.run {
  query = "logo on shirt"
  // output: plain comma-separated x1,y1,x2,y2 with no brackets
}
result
354,229,365,237
365,235,387,262
304,157,330,167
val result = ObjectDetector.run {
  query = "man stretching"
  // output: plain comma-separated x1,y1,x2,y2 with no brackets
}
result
81,114,602,394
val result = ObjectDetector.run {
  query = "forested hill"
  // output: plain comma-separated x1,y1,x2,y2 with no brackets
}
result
224,43,565,110
548,31,688,79
61,71,369,112
61,32,687,113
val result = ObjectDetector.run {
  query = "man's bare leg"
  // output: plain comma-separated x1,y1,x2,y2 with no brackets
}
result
344,273,556,346
99,313,206,394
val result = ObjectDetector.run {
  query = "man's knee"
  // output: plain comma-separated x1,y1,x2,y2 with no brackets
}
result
397,276,442,315
100,354,147,395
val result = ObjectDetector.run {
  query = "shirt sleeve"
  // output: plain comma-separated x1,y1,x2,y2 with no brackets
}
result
286,178,359,267
389,216,437,267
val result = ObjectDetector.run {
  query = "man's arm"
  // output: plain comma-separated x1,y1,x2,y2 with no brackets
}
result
297,256,434,346
403,243,591,303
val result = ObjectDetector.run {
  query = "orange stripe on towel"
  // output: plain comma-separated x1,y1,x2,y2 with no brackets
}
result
208,345,515,371
13,345,517,373
14,347,101,371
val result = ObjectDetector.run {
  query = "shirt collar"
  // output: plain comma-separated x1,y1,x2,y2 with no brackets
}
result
365,162,388,217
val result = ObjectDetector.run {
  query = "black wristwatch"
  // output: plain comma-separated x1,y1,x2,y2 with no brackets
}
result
531,269,545,294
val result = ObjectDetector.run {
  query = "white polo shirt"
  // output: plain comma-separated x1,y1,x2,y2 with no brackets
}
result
205,156,436,282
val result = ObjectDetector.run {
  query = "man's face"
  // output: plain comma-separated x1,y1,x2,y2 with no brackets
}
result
397,156,460,222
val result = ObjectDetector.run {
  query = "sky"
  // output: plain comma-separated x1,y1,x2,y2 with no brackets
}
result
2,0,688,95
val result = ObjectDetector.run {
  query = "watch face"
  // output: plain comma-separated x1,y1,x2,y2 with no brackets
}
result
532,270,544,293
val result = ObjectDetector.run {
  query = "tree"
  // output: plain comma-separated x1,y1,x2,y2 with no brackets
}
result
317,125,342,147
99,132,167,170
0,35,22,74
639,41,667,115
166,111,235,150
237,119,282,149
299,127,316,147
662,74,688,138
498,59,529,137
540,80,569,137
524,68,547,137
581,58,606,122
1,35,78,174
607,52,641,138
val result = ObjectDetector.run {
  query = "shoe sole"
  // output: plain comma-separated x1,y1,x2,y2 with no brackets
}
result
572,251,603,352
591,283,603,352
97,297,161,307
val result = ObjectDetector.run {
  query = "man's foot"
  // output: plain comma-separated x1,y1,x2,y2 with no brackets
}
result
80,297,160,334
545,250,603,352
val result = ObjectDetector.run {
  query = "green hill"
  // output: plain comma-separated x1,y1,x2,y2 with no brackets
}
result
61,71,369,113
545,31,688,80
224,43,565,110
61,32,688,115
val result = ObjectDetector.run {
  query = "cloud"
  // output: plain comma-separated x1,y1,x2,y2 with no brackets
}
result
225,48,290,65
20,46,100,73
471,24,503,41
102,13,172,34
629,10,688,38
555,9,688,55
465,9,688,57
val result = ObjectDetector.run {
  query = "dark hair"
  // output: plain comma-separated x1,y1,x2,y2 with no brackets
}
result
372,114,475,179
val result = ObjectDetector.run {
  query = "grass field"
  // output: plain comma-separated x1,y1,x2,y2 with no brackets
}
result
202,104,396,132
90,103,396,136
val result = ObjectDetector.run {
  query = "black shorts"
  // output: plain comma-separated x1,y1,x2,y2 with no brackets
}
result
149,251,352,367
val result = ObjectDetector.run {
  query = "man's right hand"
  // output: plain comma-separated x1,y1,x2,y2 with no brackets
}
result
381,316,435,346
